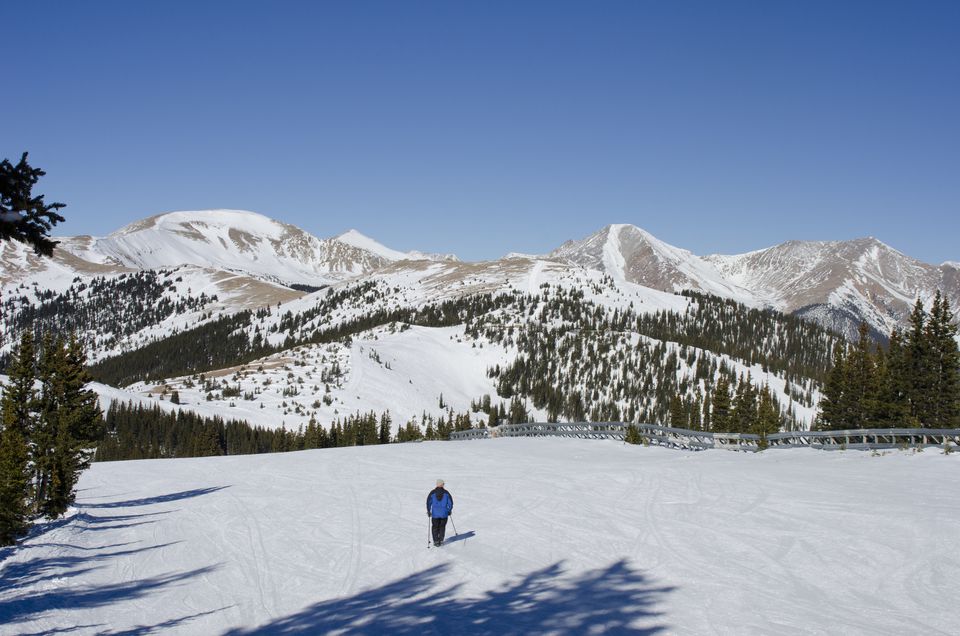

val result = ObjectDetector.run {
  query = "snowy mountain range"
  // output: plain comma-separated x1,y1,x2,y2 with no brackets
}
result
7,210,954,342
551,223,959,340
1,209,456,290
1,209,956,433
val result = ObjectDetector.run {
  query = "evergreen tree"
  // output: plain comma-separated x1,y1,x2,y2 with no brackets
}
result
753,386,780,450
842,323,878,429
711,377,731,432
0,152,66,256
0,333,36,545
730,376,757,434
880,329,911,426
0,424,31,545
34,335,103,517
508,397,529,424
690,390,703,431
905,298,932,423
379,412,392,444
926,292,960,427
669,394,686,428
624,424,642,445
32,334,60,514
819,345,847,430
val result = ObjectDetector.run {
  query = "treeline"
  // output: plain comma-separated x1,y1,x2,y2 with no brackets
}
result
642,291,840,385
0,333,103,545
668,375,782,445
96,401,293,459
479,285,828,428
89,310,269,386
90,279,526,387
818,292,959,430
1,270,216,367
85,276,840,434
96,403,479,461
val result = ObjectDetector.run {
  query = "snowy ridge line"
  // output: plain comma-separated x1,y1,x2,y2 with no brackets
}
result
450,422,960,451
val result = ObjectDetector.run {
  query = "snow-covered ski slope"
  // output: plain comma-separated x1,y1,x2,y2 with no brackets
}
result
2,439,957,635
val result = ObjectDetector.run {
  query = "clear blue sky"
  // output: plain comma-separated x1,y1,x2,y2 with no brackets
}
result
4,1,958,263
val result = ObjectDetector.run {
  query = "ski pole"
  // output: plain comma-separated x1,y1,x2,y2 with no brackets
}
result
427,516,432,549
449,514,458,538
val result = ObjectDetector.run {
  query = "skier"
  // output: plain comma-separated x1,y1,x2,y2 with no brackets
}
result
426,479,454,547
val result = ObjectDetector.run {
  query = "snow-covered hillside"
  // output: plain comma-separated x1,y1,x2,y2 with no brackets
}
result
1,438,956,634
705,237,960,339
546,223,959,340
65,210,453,287
549,224,759,303
94,256,823,431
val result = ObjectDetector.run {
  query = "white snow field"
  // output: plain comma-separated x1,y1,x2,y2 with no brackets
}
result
1,439,957,635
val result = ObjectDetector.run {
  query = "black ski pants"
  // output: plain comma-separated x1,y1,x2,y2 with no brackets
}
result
431,517,448,544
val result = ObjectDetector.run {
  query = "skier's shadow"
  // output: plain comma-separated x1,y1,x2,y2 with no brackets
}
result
444,531,475,545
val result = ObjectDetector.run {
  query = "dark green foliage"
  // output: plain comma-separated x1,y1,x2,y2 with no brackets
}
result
818,293,960,429
840,324,879,428
0,332,102,544
753,386,781,449
649,291,840,384
819,345,847,429
481,285,829,428
0,426,31,544
2,270,217,365
96,401,292,460
378,413,392,445
926,292,960,427
710,377,731,432
730,376,758,434
0,152,65,256
88,310,266,386
96,400,463,460
669,394,686,428
0,333,36,544
624,424,643,445
34,335,104,517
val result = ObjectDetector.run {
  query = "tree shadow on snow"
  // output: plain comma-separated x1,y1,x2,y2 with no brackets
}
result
0,542,183,591
102,605,234,635
225,559,674,635
0,563,219,625
81,485,231,508
17,624,107,635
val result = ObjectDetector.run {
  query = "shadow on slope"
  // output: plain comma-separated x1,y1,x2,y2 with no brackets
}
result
81,485,231,508
226,559,674,635
0,541,182,589
103,606,234,635
0,564,219,625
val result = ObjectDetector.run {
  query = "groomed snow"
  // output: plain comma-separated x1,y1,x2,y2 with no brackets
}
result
2,439,957,635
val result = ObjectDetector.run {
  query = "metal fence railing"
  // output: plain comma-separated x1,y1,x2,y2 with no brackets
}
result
448,422,960,452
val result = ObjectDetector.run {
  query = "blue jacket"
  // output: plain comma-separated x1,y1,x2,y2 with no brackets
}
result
427,488,453,518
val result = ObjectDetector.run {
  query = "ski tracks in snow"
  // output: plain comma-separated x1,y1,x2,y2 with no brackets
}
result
337,483,364,598
8,438,958,635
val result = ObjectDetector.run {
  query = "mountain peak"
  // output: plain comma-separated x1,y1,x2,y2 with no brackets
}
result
114,209,275,232
550,223,758,303
334,229,410,261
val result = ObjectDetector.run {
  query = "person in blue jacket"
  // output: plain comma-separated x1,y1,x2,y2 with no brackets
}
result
427,479,453,546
